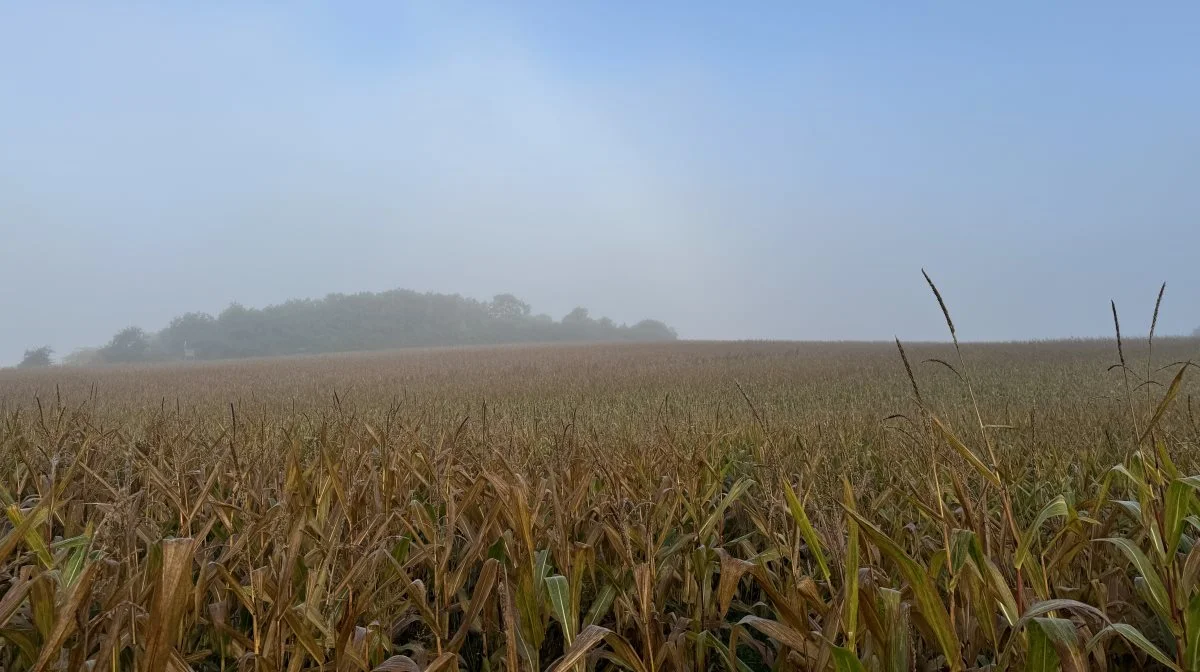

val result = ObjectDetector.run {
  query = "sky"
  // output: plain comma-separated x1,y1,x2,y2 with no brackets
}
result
2,2,1198,363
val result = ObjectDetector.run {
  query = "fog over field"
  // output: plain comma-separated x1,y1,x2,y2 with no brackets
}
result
8,6,1200,670
3,3,1200,365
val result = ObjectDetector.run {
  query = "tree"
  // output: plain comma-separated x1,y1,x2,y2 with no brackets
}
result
489,293,531,320
18,346,53,368
628,319,678,341
81,289,678,360
563,307,591,323
160,312,220,358
62,347,102,367
100,327,150,363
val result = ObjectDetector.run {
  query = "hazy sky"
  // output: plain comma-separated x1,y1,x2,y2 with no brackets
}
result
2,3,1198,363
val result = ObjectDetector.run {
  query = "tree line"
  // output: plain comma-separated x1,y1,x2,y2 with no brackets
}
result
19,290,677,367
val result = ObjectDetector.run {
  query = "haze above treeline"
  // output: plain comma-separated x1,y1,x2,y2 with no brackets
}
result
2,4,1199,364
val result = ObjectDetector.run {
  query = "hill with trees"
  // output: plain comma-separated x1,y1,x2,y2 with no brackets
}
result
17,346,53,368
81,290,676,364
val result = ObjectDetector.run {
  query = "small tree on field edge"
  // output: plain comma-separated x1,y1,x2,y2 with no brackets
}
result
18,346,54,368
100,327,150,363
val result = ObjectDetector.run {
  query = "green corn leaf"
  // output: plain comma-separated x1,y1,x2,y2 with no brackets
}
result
1158,439,1181,479
950,528,975,576
1112,499,1142,520
1015,496,1070,570
737,615,811,655
931,415,1001,487
1032,617,1086,672
1139,363,1189,445
877,587,910,672
844,508,962,671
391,536,411,565
535,549,552,590
3,504,52,569
974,551,1021,627
1184,592,1200,670
693,631,754,672
832,645,868,672
1099,538,1170,622
547,624,606,672
62,539,92,588
1087,623,1180,671
782,478,830,581
1134,577,1176,635
1016,598,1108,626
583,584,616,627
699,477,755,541
1025,618,1059,672
546,574,575,645
0,628,39,664
1167,477,1200,557
1110,463,1144,486
843,478,860,650
952,528,1019,626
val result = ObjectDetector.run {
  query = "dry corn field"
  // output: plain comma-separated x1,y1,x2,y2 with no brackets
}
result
3,334,1200,671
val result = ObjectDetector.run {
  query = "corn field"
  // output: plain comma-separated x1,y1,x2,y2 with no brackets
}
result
3,307,1200,669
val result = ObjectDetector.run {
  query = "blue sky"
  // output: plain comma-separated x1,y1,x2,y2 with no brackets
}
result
1,2,1198,363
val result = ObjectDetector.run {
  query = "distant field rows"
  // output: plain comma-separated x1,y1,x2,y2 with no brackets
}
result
2,339,1199,670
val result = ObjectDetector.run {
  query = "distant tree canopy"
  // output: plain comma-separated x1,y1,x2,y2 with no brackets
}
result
97,289,676,363
18,346,53,368
62,348,102,367
99,327,151,363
